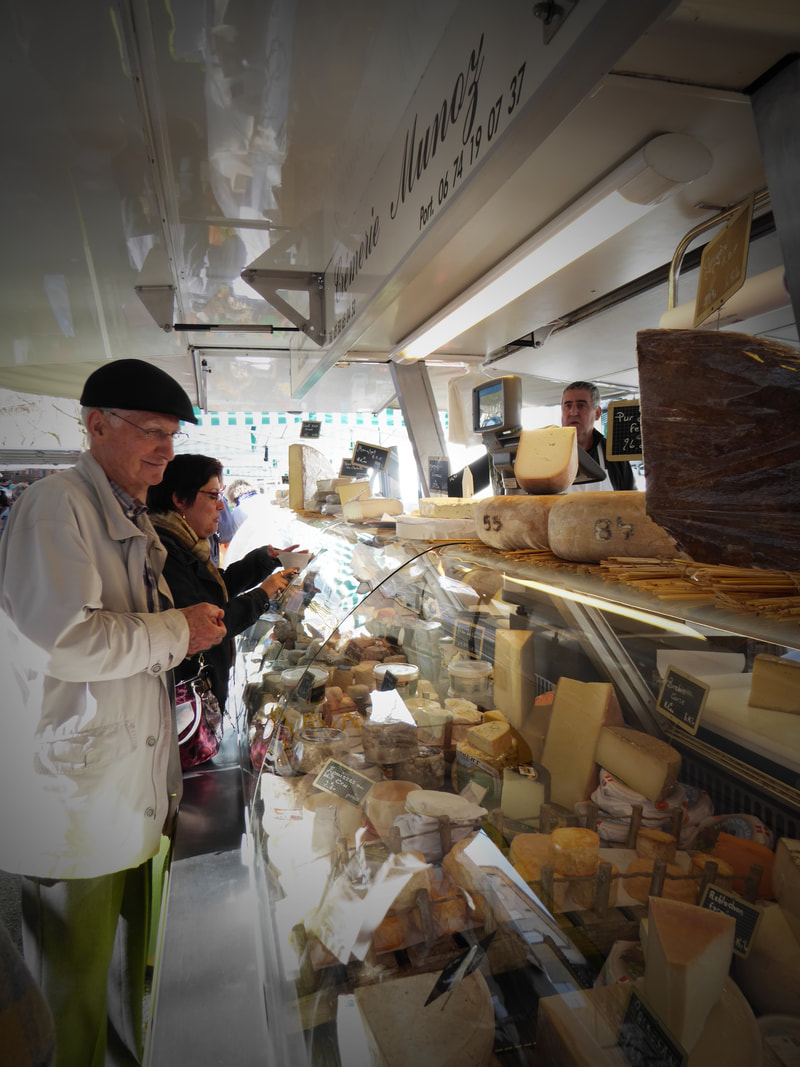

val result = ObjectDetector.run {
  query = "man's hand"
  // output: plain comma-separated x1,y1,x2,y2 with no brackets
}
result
178,603,226,655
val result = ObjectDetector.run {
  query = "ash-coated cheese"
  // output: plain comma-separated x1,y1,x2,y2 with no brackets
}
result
594,726,681,802
541,678,624,811
513,425,578,494
748,654,800,714
473,494,560,551
547,491,686,562
645,897,735,1052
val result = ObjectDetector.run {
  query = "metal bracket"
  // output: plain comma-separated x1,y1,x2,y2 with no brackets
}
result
240,269,327,345
134,284,176,332
532,0,577,45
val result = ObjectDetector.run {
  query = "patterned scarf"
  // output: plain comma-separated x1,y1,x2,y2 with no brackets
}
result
149,509,228,601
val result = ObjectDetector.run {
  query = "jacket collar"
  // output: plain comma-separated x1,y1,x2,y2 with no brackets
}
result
75,452,147,542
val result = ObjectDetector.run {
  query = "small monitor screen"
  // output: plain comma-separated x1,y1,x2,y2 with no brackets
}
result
476,380,504,430
472,375,522,434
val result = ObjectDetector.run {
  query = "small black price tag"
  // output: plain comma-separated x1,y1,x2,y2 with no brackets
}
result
312,758,374,806
656,667,708,735
300,420,321,439
606,400,643,461
700,884,762,958
351,440,390,471
339,457,365,477
379,668,399,691
428,457,450,493
295,669,316,701
618,988,687,1067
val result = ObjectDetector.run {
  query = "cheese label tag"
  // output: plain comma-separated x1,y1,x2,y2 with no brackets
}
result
618,988,687,1067
699,883,762,958
656,667,708,735
313,758,374,807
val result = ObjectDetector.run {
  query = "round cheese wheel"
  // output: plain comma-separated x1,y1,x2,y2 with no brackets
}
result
550,827,600,877
474,495,560,551
636,828,677,863
547,491,687,562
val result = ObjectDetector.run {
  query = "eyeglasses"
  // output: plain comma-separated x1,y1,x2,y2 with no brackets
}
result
197,489,226,502
105,410,189,445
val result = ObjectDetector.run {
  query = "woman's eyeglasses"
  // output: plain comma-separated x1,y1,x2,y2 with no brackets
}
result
197,489,226,502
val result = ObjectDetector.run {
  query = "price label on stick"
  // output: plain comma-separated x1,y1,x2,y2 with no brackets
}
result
313,758,374,806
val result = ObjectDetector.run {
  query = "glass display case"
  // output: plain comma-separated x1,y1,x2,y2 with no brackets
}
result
235,524,800,1066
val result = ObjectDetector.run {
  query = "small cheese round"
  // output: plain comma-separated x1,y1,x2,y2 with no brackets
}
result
550,827,600,877
636,828,677,864
624,857,697,904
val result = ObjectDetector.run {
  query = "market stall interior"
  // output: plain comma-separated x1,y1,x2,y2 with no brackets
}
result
2,1,800,1066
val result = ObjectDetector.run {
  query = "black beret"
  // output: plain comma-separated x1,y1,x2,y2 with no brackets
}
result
80,359,198,423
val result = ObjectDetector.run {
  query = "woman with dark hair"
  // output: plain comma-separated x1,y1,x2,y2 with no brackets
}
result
147,454,296,712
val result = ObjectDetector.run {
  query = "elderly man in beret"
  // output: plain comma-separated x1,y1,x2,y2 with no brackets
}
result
0,359,226,1066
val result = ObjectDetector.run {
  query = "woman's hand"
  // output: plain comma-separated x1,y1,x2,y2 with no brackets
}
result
265,543,299,559
260,568,298,598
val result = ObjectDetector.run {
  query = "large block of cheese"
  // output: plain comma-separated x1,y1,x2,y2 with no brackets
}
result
594,726,681,802
473,495,559,550
541,678,624,811
353,969,495,1067
492,629,537,733
748,654,800,714
547,491,686,562
644,896,735,1052
288,443,334,510
637,328,800,571
732,901,800,1016
513,425,578,494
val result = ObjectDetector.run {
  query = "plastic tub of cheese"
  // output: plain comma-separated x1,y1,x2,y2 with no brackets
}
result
447,659,492,704
372,662,419,696
280,665,329,703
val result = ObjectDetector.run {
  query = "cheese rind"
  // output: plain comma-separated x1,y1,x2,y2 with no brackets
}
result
636,828,677,863
541,678,624,811
513,425,578,493
473,495,559,550
547,491,685,562
748,653,800,713
645,896,735,1052
418,497,477,519
595,727,681,802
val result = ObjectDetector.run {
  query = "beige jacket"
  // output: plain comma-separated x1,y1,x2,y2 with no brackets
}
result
0,453,189,878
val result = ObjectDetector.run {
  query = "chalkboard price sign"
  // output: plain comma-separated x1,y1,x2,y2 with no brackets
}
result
618,989,687,1067
656,667,708,735
300,420,321,439
312,758,374,807
352,440,390,471
428,457,450,493
606,401,643,461
700,884,762,958
339,457,365,477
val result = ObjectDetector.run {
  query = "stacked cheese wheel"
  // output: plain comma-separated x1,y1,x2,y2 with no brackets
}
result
474,490,686,560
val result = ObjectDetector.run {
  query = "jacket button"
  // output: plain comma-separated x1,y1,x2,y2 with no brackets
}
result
146,736,156,747
151,664,162,674
145,807,155,818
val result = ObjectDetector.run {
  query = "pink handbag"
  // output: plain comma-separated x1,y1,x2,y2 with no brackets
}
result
175,659,223,769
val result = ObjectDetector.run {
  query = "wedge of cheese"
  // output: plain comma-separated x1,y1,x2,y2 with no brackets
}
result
513,425,578,494
594,726,681,802
288,443,334,510
492,630,537,735
466,720,512,756
645,896,735,1053
541,678,624,811
748,654,800,713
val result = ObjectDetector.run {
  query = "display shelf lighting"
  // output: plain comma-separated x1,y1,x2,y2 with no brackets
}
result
391,133,712,363
508,576,707,639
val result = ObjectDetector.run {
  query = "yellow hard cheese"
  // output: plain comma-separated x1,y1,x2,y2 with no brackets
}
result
466,720,512,757
541,678,624,811
645,896,735,1053
594,726,681,802
748,653,800,713
513,425,578,494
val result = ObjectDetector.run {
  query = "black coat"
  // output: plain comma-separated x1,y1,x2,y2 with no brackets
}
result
157,530,279,710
